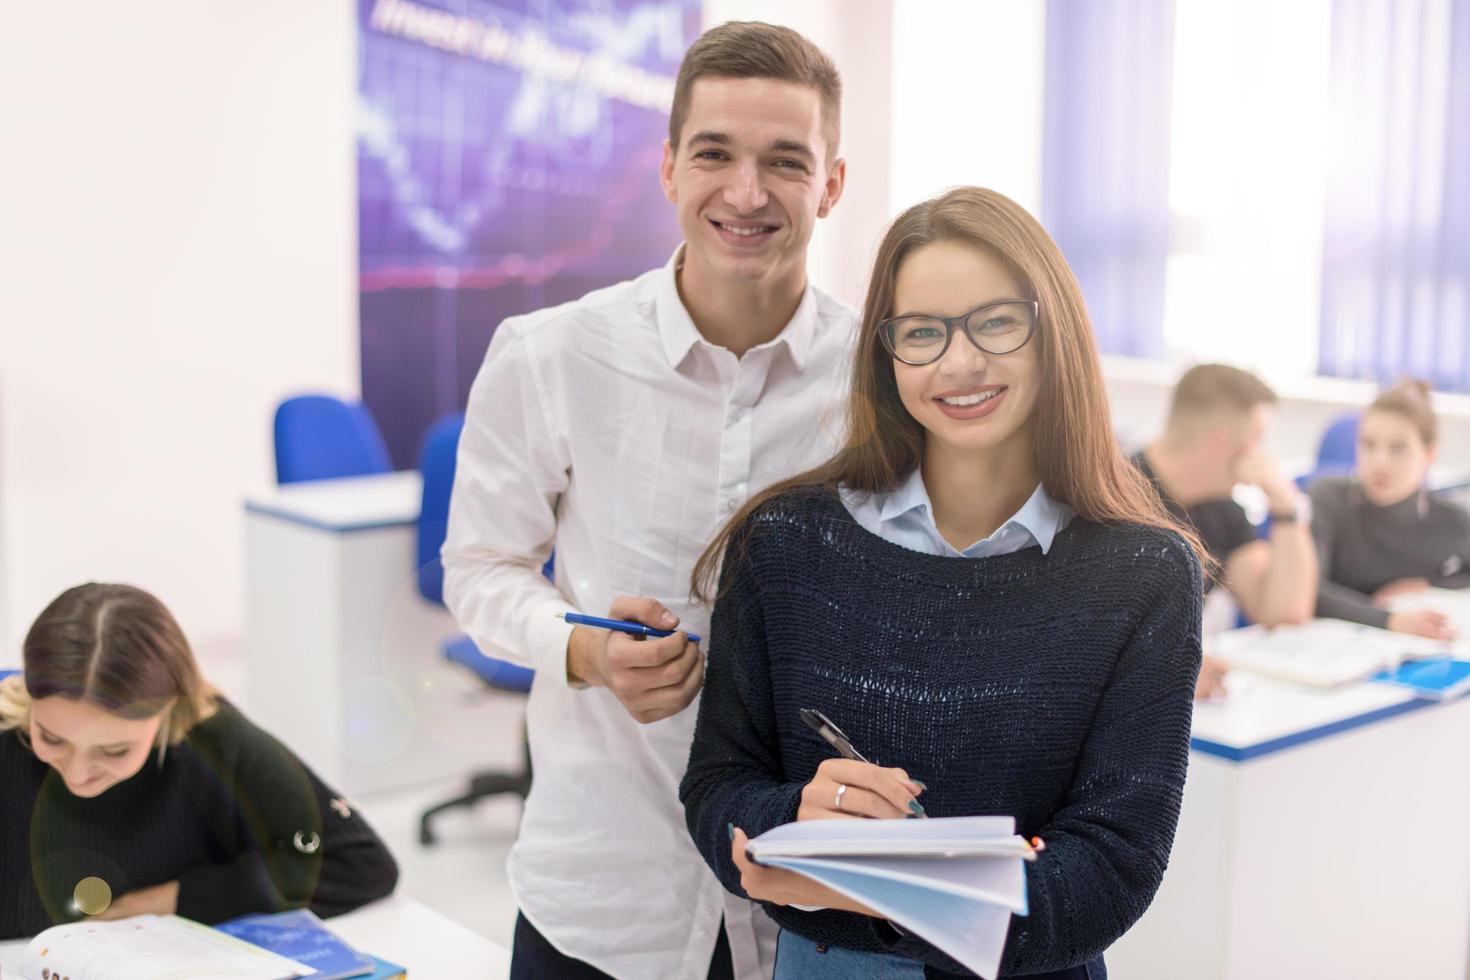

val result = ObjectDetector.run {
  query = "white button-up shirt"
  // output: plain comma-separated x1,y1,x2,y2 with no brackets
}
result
839,469,1073,558
443,249,855,980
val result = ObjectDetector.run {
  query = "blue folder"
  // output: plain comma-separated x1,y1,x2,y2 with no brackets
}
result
1371,658,1470,701
216,908,375,979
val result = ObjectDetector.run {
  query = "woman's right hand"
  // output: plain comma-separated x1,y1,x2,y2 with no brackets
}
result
1387,608,1458,641
798,758,925,821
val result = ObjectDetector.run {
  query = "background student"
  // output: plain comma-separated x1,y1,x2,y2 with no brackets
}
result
0,583,397,939
440,22,855,980
1134,365,1318,698
1135,364,1318,627
1309,379,1469,639
681,187,1203,979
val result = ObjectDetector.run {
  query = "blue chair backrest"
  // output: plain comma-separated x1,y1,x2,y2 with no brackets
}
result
274,395,393,484
416,413,466,606
415,413,556,607
1316,412,1360,471
0,669,18,682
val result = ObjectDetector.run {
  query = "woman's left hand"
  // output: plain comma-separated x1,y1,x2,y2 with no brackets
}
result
92,879,179,920
730,828,880,916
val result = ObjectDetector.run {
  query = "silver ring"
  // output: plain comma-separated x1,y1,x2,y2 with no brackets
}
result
834,783,848,811
293,830,321,854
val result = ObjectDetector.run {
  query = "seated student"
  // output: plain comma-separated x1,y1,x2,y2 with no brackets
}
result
0,583,398,939
1133,364,1318,698
1309,380,1469,640
680,187,1203,979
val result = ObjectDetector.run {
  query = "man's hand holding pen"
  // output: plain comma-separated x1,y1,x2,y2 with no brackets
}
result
565,596,703,724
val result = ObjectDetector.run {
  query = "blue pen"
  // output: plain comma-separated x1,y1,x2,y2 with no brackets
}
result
556,612,701,645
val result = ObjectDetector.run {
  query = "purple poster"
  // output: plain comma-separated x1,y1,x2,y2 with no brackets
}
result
357,0,700,464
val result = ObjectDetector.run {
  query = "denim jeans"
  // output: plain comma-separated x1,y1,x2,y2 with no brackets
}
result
771,929,1108,980
773,930,925,979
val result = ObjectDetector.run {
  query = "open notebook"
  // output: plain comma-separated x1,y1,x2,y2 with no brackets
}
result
16,915,315,980
746,815,1034,980
1214,619,1455,687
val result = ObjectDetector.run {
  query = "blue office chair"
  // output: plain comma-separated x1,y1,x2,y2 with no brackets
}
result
273,394,393,484
416,412,536,846
1315,412,1360,470
1293,412,1361,492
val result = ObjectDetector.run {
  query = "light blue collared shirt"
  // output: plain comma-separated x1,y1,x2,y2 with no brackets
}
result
838,467,1074,558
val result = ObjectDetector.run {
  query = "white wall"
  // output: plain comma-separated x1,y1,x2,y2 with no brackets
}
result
890,0,1047,216
0,1,359,657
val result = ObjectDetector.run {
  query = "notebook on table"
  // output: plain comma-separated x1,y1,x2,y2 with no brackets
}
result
746,815,1034,980
16,914,314,980
1214,619,1453,687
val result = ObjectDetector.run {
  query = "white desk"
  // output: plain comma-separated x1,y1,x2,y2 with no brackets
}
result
0,895,510,978
1108,667,1470,980
244,472,503,796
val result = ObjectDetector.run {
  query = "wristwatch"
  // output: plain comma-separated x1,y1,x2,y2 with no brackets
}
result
1269,492,1311,525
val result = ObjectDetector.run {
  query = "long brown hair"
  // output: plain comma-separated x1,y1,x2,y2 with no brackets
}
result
692,186,1203,602
0,583,216,759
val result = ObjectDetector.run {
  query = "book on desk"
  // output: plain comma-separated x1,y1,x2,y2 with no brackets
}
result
746,815,1034,980
11,910,405,980
1214,618,1462,688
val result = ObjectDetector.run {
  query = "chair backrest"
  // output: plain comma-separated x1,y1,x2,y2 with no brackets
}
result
415,413,555,607
416,413,466,606
273,394,393,484
1316,412,1361,471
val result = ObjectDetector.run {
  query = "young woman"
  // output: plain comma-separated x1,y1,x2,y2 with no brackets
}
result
0,583,398,939
1310,380,1470,640
680,187,1204,980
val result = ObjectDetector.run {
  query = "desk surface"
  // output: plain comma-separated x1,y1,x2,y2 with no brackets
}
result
1193,615,1470,762
244,470,422,532
1190,672,1428,762
0,895,509,978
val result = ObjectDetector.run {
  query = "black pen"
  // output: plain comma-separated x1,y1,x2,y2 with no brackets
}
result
799,708,927,818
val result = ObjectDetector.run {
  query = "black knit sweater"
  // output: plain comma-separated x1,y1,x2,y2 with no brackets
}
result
680,487,1202,977
1,699,398,938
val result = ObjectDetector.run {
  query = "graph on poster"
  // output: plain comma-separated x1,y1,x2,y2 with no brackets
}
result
357,0,697,461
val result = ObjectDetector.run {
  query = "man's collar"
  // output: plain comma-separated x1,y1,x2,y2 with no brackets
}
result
654,245,818,370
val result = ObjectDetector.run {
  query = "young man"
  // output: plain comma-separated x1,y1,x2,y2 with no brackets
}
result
442,23,854,980
1134,364,1319,696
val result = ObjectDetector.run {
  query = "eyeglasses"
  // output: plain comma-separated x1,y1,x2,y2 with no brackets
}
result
877,299,1039,366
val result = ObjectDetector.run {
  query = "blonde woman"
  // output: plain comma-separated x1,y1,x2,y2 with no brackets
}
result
0,583,397,938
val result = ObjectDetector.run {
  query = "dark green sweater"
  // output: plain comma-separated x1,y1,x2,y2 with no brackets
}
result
0,699,397,938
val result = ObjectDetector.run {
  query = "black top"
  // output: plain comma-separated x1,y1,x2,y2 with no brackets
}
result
1132,451,1256,591
1,698,398,939
1308,476,1470,628
680,487,1202,977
